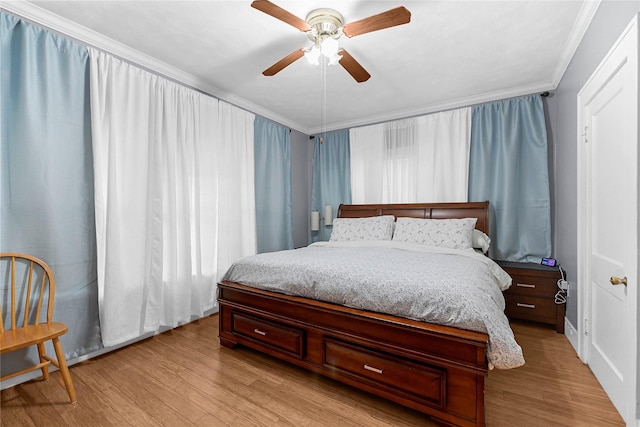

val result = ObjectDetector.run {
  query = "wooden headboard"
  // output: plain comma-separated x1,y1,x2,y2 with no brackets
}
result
337,201,490,235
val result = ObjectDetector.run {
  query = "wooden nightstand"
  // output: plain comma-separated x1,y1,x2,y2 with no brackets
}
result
496,261,566,333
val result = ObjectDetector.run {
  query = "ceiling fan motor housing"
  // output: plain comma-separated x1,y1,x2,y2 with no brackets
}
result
305,8,344,41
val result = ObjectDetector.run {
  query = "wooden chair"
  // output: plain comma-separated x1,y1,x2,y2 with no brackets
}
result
0,252,77,403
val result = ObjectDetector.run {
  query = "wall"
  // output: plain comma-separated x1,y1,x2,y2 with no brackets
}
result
290,129,314,247
549,0,640,329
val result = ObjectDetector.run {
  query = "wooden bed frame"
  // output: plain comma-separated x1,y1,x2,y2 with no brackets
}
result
218,201,491,427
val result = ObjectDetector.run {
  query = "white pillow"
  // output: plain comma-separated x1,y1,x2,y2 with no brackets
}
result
329,215,395,241
392,217,477,250
472,229,491,254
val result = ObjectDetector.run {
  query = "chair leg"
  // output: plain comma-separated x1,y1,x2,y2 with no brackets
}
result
51,338,77,404
37,342,49,380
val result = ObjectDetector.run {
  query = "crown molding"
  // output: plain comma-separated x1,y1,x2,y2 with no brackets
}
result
3,0,600,135
311,81,555,134
1,1,309,133
549,0,601,88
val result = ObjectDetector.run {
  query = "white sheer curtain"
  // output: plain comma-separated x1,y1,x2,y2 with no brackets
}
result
350,108,471,203
89,48,256,347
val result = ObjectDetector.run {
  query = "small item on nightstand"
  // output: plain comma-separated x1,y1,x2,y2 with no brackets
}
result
541,257,557,267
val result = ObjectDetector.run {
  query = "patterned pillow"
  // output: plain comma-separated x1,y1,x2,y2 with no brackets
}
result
392,217,477,249
329,215,395,241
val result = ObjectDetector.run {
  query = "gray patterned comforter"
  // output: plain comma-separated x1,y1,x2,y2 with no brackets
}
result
222,241,525,369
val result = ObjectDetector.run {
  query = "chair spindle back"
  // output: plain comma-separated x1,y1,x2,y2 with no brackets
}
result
1,253,56,333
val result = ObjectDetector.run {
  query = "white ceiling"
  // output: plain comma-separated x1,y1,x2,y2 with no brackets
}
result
5,1,599,134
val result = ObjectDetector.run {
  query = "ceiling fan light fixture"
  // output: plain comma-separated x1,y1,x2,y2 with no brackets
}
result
304,45,321,65
327,52,342,66
320,37,339,57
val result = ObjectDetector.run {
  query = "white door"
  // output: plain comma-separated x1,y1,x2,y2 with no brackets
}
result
577,16,638,425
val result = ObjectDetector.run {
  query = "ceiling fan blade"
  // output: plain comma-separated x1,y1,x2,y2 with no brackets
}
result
251,0,311,32
342,6,411,38
263,49,305,76
338,49,371,83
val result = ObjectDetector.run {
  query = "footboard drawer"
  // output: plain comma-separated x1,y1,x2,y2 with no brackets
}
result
324,338,446,408
232,312,304,358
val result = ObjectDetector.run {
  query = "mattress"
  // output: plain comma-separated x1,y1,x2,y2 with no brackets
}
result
222,240,525,369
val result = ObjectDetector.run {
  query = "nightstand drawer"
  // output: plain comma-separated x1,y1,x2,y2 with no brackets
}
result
232,312,304,358
506,276,558,298
504,295,556,324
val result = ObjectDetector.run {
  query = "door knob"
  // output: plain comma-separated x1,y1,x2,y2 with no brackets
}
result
610,276,628,286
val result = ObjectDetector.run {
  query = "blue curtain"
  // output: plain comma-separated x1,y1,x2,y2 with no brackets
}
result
311,130,352,242
0,13,101,380
254,117,294,253
468,95,551,262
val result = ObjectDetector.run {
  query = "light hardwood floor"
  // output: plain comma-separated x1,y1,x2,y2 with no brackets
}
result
1,314,624,426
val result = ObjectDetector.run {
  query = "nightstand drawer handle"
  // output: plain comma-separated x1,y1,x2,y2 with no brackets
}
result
517,303,536,309
364,364,384,374
254,328,267,336
516,283,536,288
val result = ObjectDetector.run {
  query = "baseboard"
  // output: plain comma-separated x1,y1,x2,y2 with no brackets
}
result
564,317,580,358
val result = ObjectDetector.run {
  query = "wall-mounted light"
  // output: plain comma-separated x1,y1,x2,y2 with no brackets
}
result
324,205,333,225
311,205,333,239
311,210,320,231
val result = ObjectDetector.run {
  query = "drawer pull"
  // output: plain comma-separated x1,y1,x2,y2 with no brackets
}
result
516,283,536,288
253,328,267,336
364,364,384,374
516,303,536,309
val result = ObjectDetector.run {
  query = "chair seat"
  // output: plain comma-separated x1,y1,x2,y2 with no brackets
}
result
0,322,68,354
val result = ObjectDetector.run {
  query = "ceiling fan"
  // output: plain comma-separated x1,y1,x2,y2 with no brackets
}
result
251,0,411,83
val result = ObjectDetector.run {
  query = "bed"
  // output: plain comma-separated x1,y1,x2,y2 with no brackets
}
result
217,201,523,427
